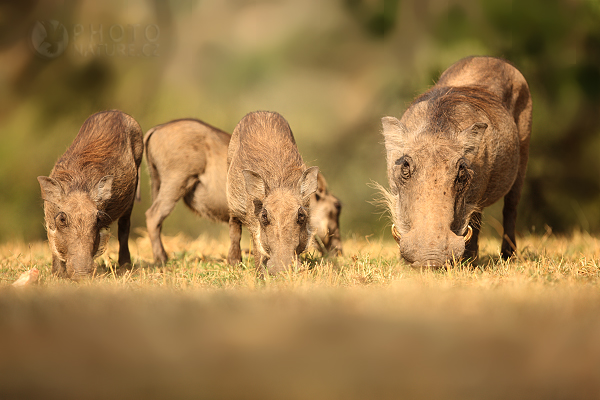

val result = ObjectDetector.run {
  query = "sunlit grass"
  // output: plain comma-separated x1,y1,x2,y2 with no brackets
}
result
2,230,600,291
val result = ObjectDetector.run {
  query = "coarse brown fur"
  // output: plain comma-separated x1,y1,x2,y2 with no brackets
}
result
143,119,230,263
143,118,343,263
227,111,319,274
381,56,532,267
37,110,143,279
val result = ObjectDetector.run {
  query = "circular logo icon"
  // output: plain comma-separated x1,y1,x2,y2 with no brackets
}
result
31,20,68,59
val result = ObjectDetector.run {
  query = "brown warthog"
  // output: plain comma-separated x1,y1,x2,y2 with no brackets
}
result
37,110,143,279
144,118,343,263
227,111,319,274
380,56,532,267
144,119,230,263
310,172,343,256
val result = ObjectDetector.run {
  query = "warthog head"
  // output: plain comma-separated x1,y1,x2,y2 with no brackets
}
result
310,173,342,255
38,175,113,279
243,166,319,273
381,116,482,267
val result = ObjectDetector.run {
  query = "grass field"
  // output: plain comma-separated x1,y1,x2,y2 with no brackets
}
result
1,231,600,399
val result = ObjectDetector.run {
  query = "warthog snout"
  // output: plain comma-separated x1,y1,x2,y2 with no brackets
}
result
266,253,298,274
66,254,96,280
399,229,466,268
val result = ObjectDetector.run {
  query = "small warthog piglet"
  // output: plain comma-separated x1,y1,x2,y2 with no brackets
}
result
227,111,319,274
144,119,230,263
144,118,342,263
38,110,143,279
310,172,343,256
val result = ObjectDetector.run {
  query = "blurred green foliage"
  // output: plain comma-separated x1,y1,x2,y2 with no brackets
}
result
0,0,599,242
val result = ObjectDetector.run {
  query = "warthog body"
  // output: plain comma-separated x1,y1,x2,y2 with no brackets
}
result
381,56,532,267
144,118,342,263
227,111,319,274
38,110,143,279
144,119,230,263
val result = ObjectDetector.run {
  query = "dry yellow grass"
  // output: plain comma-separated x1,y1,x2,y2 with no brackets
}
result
1,232,600,399
2,229,600,290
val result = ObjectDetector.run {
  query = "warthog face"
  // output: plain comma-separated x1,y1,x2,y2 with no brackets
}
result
310,173,342,255
38,175,113,279
382,117,483,267
243,167,319,273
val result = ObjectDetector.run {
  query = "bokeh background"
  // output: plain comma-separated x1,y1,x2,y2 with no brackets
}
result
1,0,599,243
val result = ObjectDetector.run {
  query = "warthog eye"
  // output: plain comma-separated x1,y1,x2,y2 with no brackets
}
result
55,212,68,229
395,156,412,181
314,193,321,202
260,209,270,226
97,211,112,227
297,208,307,225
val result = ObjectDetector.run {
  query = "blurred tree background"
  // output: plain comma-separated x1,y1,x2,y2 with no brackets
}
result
0,0,599,244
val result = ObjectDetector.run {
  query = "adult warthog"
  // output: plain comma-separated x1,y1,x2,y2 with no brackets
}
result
380,56,532,267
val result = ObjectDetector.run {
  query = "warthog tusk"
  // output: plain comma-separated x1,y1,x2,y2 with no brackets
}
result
464,225,473,242
392,224,472,245
391,224,401,245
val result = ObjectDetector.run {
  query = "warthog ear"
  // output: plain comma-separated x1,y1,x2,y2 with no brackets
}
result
242,169,267,201
38,176,65,205
299,166,319,202
316,172,327,194
381,117,407,151
92,175,114,204
461,122,488,156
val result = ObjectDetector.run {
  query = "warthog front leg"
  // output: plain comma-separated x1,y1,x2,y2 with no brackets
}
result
117,204,134,268
501,178,522,259
227,216,242,265
502,139,529,260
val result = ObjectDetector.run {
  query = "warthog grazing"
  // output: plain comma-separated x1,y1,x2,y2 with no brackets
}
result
144,119,230,263
144,118,343,263
227,111,319,274
37,110,143,279
381,56,532,267
311,172,343,256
